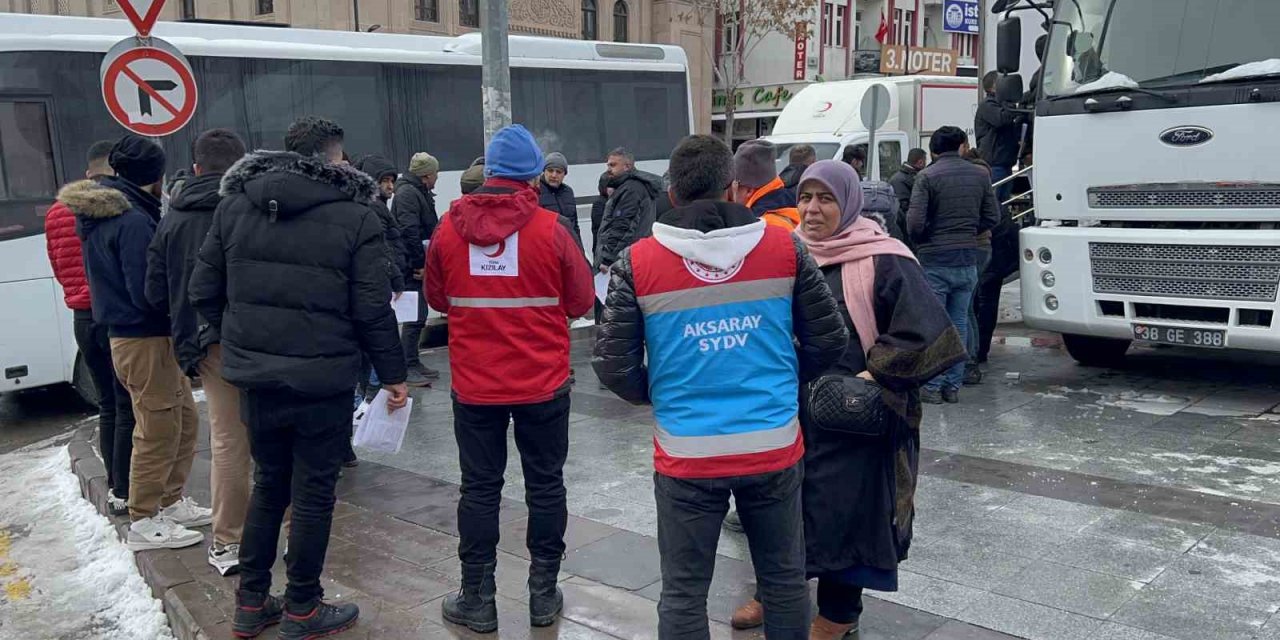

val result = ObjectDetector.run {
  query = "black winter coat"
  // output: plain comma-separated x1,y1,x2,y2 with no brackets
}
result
66,176,169,337
145,172,224,375
975,95,1023,168
392,174,438,282
538,178,584,251
888,164,919,219
189,151,408,397
905,153,1000,261
779,162,809,189
592,200,848,404
594,170,663,269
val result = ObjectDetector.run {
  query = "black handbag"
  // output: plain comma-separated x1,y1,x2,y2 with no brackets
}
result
802,374,888,437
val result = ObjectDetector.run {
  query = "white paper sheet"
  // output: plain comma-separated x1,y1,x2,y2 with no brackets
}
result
594,272,610,303
352,389,413,454
392,291,419,324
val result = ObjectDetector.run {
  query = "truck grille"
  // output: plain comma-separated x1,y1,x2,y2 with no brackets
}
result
1088,183,1280,209
1089,243,1280,302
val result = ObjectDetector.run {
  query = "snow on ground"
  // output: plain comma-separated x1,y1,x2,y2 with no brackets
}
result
0,446,174,639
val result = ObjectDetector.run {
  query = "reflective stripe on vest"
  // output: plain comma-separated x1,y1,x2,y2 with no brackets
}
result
636,276,794,315
447,296,560,308
655,414,800,459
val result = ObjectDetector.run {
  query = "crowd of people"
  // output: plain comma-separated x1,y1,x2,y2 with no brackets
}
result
41,81,1021,637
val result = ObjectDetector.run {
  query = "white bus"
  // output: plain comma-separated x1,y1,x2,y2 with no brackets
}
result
0,14,693,401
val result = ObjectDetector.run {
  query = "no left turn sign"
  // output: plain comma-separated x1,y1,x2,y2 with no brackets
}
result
99,37,197,137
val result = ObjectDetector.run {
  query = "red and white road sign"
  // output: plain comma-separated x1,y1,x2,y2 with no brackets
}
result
117,0,166,37
99,37,197,137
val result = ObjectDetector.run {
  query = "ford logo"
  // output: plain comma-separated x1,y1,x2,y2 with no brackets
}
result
1159,126,1213,146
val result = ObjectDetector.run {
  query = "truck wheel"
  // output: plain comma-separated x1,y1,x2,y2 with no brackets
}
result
71,352,101,409
1062,334,1131,368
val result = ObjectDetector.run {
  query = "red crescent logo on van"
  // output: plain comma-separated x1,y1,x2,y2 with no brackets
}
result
482,240,506,258
817,101,834,113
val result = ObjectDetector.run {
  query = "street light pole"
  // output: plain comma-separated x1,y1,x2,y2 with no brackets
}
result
480,0,512,147
353,0,361,32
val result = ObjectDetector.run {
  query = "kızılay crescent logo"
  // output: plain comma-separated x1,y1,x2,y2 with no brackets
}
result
1159,126,1213,147
482,240,506,258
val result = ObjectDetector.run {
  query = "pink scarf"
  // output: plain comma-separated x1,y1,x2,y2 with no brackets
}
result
798,216,917,354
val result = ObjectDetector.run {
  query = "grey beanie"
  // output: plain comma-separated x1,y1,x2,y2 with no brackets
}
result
544,152,568,173
732,140,778,189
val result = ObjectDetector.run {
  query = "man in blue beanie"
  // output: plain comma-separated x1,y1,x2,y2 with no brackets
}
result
425,124,594,633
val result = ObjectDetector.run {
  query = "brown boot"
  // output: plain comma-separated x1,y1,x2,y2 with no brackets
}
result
809,614,859,640
731,599,764,630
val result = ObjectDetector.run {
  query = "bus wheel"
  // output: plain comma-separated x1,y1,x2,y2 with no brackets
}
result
71,352,101,409
1062,334,1131,368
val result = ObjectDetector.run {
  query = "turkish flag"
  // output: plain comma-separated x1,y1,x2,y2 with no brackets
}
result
875,11,889,44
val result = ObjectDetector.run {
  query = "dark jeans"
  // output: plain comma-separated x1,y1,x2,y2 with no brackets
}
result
975,260,1007,364
73,310,134,498
654,463,808,640
400,283,429,368
817,579,863,625
238,389,351,607
453,394,570,565
923,264,979,391
967,246,993,367
991,165,1013,219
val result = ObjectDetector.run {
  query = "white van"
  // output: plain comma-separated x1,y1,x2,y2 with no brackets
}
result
763,75,979,181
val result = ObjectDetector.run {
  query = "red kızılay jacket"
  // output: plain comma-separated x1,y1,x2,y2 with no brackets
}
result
44,199,91,310
425,177,595,405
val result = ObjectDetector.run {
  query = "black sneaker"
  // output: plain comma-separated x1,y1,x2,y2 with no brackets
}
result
942,387,960,404
963,365,983,386
920,388,944,405
278,600,359,640
232,591,283,638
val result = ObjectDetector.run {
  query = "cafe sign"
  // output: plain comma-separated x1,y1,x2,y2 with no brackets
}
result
712,82,808,114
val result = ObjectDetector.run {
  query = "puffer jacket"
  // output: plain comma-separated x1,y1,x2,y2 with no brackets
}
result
594,169,663,269
392,173,438,282
67,176,170,337
592,199,848,478
888,164,919,218
538,177,584,251
188,151,407,397
44,199,91,310
145,171,224,376
905,152,1000,262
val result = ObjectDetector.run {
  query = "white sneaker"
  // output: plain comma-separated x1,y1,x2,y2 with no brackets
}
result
207,543,241,576
107,492,129,516
127,516,203,551
160,496,213,528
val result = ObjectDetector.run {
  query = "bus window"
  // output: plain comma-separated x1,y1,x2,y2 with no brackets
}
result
0,98,58,241
0,100,57,199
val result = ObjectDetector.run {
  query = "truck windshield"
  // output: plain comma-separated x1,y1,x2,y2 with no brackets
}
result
1042,0,1280,97
772,143,840,173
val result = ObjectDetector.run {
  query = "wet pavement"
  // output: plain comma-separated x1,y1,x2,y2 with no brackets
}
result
37,325,1280,639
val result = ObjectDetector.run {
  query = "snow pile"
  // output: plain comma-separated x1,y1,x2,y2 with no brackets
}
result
1071,71,1139,94
0,447,174,639
1201,59,1280,84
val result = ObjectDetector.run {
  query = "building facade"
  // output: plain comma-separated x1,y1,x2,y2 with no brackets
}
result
713,0,981,147
2,0,717,132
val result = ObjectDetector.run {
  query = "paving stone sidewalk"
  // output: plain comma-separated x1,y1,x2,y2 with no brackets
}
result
68,427,1016,640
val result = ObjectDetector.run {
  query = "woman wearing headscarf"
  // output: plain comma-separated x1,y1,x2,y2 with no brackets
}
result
731,160,966,638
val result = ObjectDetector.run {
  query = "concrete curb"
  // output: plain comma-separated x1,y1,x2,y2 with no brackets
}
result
66,426,206,640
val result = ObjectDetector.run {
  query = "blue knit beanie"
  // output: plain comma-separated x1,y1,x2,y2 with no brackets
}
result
484,125,544,181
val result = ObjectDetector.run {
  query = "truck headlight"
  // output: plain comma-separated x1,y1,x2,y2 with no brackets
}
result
1041,271,1056,288
1038,248,1053,264
1045,295,1059,311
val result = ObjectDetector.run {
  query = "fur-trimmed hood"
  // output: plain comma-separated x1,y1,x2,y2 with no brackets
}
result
57,180,131,219
220,150,378,218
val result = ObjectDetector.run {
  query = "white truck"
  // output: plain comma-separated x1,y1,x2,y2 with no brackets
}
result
995,0,1280,365
763,75,978,181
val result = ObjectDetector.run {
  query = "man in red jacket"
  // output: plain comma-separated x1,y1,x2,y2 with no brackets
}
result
426,124,594,633
44,139,134,516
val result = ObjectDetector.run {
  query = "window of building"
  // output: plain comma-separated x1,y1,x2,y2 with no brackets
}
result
582,0,597,39
415,0,438,22
459,0,479,28
720,10,740,55
894,8,915,45
821,2,832,46
256,0,273,15
854,9,862,48
953,32,978,63
834,4,846,47
613,0,628,42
